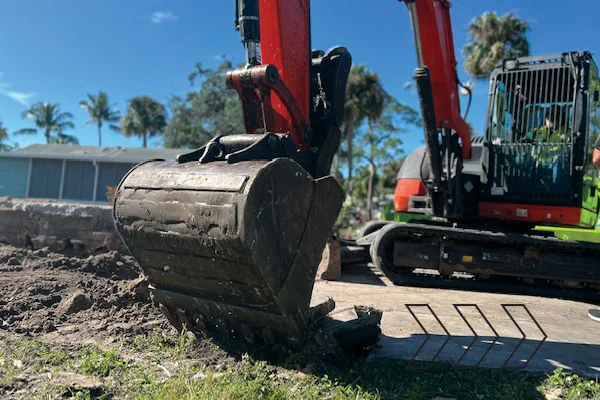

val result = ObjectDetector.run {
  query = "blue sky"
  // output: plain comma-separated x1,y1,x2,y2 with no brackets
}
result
0,0,598,153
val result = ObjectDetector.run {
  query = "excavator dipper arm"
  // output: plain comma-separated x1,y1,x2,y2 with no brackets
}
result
397,0,472,217
403,0,471,159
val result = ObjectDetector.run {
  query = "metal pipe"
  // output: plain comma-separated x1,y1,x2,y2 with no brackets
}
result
25,158,32,198
238,0,261,66
406,0,425,68
415,66,444,216
58,159,66,200
245,41,259,66
92,160,99,203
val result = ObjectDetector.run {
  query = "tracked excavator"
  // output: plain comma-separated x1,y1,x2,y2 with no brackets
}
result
359,4,600,291
113,0,600,348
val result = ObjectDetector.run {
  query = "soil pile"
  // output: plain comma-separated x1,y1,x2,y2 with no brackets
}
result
0,244,172,345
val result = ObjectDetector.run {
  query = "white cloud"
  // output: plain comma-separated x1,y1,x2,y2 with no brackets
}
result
0,74,36,106
150,11,178,24
0,84,36,106
4,91,37,106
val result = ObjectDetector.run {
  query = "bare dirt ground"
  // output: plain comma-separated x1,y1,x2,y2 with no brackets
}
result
0,244,172,346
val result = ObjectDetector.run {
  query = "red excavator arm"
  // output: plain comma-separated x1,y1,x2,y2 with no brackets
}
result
394,0,473,218
403,0,471,159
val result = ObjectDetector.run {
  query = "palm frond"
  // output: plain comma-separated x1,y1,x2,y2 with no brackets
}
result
50,132,79,145
13,128,38,135
462,11,530,77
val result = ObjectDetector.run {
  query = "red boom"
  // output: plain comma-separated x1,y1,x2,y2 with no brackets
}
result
259,0,311,149
404,0,471,159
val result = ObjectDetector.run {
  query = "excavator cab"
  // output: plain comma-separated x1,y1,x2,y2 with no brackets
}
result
481,52,599,228
113,0,351,348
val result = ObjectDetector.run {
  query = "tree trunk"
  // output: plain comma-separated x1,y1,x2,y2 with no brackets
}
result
143,131,147,148
98,123,102,147
366,161,376,221
344,116,355,198
45,129,51,144
332,154,340,180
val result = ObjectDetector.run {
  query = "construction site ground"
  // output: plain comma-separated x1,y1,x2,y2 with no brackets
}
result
1,243,599,399
314,264,600,377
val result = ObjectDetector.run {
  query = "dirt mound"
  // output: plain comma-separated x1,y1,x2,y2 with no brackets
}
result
0,244,171,345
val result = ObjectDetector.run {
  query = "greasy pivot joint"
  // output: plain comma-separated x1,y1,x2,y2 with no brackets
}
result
226,64,309,142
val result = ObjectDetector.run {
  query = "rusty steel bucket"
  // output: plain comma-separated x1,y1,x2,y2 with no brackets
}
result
113,157,344,348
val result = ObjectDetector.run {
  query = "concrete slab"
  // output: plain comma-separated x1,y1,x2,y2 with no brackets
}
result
312,265,600,376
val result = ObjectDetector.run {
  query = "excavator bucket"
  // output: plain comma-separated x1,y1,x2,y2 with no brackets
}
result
113,157,344,348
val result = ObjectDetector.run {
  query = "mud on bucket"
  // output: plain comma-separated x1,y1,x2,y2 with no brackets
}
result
113,157,344,348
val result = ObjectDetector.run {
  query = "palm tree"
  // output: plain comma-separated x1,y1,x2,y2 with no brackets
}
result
0,120,11,151
80,91,121,146
119,95,168,148
342,65,386,198
14,102,76,144
49,132,79,145
463,12,530,77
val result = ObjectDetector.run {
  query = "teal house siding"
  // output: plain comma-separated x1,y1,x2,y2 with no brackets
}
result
0,158,30,198
0,144,183,203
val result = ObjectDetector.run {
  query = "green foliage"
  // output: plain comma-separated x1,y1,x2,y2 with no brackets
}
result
340,65,388,198
344,65,387,127
542,368,600,399
0,336,72,389
77,348,129,378
130,329,197,362
378,157,405,197
14,102,76,144
120,95,168,148
338,65,419,208
463,12,530,77
164,60,244,149
80,91,121,146
350,97,418,220
0,120,11,151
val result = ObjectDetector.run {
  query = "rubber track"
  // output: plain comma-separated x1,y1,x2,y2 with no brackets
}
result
376,222,600,303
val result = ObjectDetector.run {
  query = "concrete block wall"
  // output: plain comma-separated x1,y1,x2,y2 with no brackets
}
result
0,197,122,251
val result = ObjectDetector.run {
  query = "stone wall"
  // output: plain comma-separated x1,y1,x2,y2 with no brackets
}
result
0,197,122,251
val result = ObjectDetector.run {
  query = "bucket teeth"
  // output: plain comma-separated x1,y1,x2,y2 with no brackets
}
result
114,158,344,348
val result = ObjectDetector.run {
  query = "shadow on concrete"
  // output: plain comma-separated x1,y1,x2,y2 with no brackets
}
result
338,263,387,286
373,333,600,377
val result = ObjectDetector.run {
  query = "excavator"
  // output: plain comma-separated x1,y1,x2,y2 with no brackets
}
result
113,0,600,348
360,8,600,291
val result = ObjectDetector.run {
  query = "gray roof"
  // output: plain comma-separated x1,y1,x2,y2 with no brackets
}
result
0,144,188,163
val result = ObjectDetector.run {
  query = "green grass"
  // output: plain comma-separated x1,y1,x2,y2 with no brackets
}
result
0,336,72,387
540,369,600,400
1,331,600,400
77,348,131,378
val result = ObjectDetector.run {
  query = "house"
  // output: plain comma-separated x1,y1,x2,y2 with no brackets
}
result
0,144,186,203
